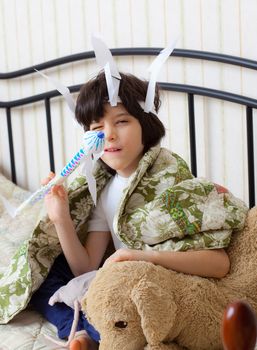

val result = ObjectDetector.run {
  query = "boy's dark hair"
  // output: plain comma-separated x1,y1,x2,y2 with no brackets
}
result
75,71,165,153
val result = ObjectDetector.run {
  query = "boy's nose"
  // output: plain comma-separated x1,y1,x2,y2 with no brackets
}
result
105,126,117,141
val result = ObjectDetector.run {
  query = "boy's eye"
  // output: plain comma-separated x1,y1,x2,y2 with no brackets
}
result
117,120,128,124
91,125,102,131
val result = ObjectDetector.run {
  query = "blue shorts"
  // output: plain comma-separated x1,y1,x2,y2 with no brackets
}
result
30,254,100,342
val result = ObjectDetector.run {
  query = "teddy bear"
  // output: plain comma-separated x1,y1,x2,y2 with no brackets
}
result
81,206,257,350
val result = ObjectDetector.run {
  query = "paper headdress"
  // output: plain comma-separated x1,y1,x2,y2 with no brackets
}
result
92,34,178,113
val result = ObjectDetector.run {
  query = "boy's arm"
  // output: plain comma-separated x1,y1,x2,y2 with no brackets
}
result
55,217,111,276
104,248,230,278
43,173,111,277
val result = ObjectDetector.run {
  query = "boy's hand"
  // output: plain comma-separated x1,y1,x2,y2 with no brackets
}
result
103,248,153,266
42,172,71,224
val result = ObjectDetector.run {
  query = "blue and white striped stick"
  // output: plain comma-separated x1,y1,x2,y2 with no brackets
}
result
11,131,105,216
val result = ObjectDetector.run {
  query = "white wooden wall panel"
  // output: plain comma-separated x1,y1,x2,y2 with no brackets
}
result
0,0,256,205
200,0,222,188
239,0,257,203
220,0,245,200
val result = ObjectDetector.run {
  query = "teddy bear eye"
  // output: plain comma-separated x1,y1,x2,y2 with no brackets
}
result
115,321,128,328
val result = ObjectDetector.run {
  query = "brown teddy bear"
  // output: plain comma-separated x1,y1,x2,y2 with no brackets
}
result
82,206,257,350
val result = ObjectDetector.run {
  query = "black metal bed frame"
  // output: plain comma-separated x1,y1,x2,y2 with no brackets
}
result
1,48,257,207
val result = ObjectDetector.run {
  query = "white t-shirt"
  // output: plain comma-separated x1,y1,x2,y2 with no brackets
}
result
87,173,131,250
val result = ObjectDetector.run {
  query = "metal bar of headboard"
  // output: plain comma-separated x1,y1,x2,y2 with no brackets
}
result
6,107,16,183
45,98,55,173
1,83,257,109
1,48,257,79
246,106,255,208
159,83,257,109
188,94,197,176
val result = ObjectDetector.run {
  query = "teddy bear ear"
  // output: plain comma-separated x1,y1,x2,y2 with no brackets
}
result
130,278,177,345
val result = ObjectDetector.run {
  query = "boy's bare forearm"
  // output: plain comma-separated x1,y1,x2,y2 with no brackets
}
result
150,249,230,278
54,218,92,276
54,218,111,276
105,248,230,278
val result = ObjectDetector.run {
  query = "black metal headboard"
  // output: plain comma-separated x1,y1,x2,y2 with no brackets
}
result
1,48,257,207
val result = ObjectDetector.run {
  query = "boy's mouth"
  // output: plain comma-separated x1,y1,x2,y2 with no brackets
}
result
104,148,122,152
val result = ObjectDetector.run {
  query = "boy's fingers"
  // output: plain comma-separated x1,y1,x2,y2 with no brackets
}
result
41,178,49,185
58,186,66,197
50,185,66,198
41,172,55,185
48,172,55,181
50,185,59,194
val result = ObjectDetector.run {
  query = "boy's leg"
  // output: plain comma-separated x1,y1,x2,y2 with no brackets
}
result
68,311,100,350
70,330,99,350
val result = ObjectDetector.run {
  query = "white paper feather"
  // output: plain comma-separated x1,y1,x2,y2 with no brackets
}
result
91,34,121,106
35,69,78,127
144,38,178,113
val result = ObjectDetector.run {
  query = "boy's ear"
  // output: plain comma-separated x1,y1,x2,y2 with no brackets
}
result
130,279,177,344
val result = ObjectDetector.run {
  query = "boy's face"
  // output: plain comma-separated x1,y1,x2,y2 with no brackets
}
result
90,104,144,177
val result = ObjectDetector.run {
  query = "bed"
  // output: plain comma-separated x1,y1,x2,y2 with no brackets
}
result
0,47,257,350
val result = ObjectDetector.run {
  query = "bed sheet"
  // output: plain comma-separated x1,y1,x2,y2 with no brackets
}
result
0,308,66,350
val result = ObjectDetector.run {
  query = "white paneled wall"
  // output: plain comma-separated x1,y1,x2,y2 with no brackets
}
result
0,0,257,205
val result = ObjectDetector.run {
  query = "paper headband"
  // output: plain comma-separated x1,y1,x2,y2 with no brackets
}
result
38,34,178,121
92,34,178,113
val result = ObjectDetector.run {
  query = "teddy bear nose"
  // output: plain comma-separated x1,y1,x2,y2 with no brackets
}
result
115,321,128,328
